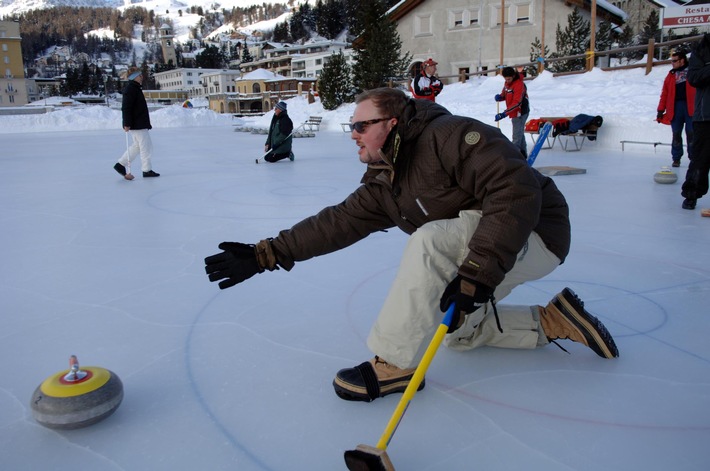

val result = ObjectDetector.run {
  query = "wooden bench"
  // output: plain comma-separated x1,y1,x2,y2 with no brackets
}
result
303,116,323,132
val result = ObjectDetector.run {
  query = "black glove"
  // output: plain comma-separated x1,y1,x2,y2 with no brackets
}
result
656,111,664,122
440,275,494,333
205,241,278,289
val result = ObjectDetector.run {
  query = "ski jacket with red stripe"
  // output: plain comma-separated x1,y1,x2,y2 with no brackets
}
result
658,66,696,125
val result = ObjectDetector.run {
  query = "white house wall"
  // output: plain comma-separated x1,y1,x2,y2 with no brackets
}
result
395,0,606,80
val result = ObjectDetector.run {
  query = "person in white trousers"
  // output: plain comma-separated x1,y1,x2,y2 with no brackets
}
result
114,66,160,179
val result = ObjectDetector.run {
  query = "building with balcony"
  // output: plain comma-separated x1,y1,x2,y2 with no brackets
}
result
208,68,316,115
239,40,352,77
0,20,29,107
153,67,223,97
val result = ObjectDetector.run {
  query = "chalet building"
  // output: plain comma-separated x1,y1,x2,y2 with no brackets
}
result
388,0,628,82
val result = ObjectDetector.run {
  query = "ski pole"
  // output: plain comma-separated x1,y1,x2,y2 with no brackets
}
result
124,131,135,180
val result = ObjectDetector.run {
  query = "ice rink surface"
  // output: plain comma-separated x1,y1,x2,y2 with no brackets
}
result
1,126,709,470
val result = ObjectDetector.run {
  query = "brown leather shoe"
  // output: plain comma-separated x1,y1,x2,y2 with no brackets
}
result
333,356,422,402
540,288,619,358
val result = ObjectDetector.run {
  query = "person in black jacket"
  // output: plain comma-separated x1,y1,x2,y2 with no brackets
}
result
264,101,294,163
682,34,710,210
113,67,160,179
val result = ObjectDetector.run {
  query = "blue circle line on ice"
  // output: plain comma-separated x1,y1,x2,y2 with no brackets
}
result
186,292,276,471
345,274,710,430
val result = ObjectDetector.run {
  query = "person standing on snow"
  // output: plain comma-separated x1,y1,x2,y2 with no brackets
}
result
657,49,695,168
264,101,294,163
682,34,710,210
494,66,530,157
204,87,618,403
113,67,160,179
412,58,444,102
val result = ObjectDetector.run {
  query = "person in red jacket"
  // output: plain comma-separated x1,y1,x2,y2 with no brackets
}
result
494,67,530,157
412,58,443,102
657,50,696,168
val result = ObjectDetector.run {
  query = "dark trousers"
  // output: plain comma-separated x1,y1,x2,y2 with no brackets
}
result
671,101,693,162
682,120,710,200
264,151,291,163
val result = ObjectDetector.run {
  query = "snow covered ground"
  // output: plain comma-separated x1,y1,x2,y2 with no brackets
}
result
1,68,709,471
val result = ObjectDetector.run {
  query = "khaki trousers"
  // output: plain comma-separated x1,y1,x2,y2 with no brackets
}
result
367,210,561,369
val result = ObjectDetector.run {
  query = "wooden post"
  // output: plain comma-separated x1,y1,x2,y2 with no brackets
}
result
499,0,505,71
539,0,546,74
646,39,655,75
587,0,596,71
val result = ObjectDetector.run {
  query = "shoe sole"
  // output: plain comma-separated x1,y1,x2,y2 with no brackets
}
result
554,288,618,358
332,376,424,402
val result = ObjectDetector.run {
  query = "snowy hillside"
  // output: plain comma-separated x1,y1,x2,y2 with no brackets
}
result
0,0,301,25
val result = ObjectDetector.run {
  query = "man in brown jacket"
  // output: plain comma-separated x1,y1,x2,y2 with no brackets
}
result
205,88,619,403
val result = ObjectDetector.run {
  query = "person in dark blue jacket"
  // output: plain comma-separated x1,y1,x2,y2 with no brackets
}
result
113,67,160,179
682,34,710,210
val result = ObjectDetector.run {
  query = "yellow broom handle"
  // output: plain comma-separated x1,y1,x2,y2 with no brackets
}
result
376,303,455,450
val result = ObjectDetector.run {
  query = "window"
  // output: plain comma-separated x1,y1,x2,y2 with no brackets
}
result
3,56,8,64
415,14,432,35
470,11,480,26
449,8,479,29
2,44,7,51
452,10,464,27
515,3,531,22
492,3,531,27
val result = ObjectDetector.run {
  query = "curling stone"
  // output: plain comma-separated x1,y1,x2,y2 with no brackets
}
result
654,167,678,184
30,355,123,430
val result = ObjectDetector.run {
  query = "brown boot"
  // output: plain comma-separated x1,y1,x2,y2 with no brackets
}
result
333,356,422,402
539,288,619,358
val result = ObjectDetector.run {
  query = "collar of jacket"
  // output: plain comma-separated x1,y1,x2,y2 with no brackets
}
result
367,130,400,183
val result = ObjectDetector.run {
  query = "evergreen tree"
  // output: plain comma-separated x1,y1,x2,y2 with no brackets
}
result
318,50,354,110
596,21,614,52
273,21,290,42
639,10,661,48
527,37,550,77
549,7,589,73
616,24,638,63
196,45,225,68
315,0,345,40
352,0,411,92
241,45,254,63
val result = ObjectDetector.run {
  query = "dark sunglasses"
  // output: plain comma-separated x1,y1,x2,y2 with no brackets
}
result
348,117,394,133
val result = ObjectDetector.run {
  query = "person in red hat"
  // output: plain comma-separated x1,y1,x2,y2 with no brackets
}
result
412,58,444,102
